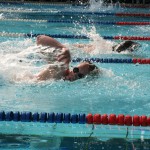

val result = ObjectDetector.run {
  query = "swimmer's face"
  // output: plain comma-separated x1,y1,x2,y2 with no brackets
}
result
65,62,98,81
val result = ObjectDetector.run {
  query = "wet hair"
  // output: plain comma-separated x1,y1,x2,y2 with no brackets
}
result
83,60,100,76
71,60,100,80
112,40,141,53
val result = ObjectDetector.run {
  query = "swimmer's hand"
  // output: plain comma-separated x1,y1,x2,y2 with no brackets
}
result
57,48,71,64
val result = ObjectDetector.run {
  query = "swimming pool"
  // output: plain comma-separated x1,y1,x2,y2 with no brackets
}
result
0,1,150,149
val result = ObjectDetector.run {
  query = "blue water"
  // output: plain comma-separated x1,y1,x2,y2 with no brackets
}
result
0,2,150,150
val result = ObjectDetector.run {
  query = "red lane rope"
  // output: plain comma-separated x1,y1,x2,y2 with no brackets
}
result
73,58,150,64
1,111,150,127
132,58,150,64
116,13,150,17
1,32,150,41
114,36,150,40
86,114,150,126
116,22,150,25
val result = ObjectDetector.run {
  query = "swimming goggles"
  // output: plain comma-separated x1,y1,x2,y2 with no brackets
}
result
73,63,98,79
73,67,84,79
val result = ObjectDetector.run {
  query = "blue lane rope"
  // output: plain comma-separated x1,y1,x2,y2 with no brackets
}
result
1,111,150,126
1,32,150,41
0,19,115,25
0,9,116,15
0,32,111,39
12,20,150,25
0,1,70,6
25,33,90,39
72,58,133,63
0,2,149,9
0,111,86,124
1,19,150,26
72,58,150,64
19,34,150,40
0,8,150,17
55,12,150,17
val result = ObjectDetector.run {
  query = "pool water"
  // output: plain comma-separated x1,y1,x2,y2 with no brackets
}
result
0,2,150,150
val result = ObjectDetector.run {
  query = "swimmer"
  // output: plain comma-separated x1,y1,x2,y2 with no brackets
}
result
72,40,141,53
35,35,141,81
112,40,141,53
36,35,99,81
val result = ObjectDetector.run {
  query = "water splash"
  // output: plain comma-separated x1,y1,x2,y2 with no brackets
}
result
88,0,114,11
0,39,44,83
0,13,4,19
79,26,115,55
89,0,103,10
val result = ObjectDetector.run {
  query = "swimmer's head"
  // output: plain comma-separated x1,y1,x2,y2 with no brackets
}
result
64,61,99,81
112,40,141,53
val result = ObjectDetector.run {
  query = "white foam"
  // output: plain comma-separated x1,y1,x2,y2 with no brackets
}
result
137,26,150,32
88,0,114,11
101,67,115,77
80,26,116,55
0,13,4,19
0,39,69,83
0,39,44,83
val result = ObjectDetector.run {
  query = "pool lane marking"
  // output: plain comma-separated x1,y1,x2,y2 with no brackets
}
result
0,9,150,17
1,18,150,25
0,32,150,41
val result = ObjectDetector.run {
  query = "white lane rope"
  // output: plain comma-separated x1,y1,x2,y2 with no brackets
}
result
0,18,47,23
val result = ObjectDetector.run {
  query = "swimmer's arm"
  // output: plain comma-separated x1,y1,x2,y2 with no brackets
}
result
36,70,49,81
36,68,55,81
36,35,66,49
36,35,71,64
57,48,71,64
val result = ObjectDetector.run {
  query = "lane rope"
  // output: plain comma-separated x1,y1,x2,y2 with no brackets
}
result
0,1,149,8
1,18,150,26
72,58,150,64
0,1,71,6
0,32,150,41
0,9,150,17
0,111,150,126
